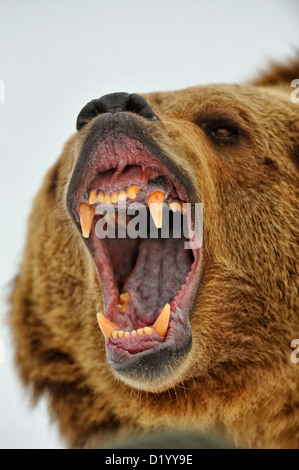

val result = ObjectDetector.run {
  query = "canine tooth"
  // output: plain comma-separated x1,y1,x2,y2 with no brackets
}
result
89,189,96,204
111,192,118,203
118,331,124,338
120,292,130,304
144,327,153,336
131,330,137,338
80,203,95,238
97,192,105,203
104,193,111,203
147,190,165,229
124,331,130,339
126,185,140,200
152,303,170,337
97,313,120,340
118,190,126,201
137,328,144,336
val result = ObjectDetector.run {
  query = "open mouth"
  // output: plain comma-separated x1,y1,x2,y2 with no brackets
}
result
67,116,204,387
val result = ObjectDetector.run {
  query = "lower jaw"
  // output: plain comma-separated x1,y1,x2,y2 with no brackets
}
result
107,321,193,392
100,246,204,391
85,210,204,389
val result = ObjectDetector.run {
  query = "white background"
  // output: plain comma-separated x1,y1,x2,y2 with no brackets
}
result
0,0,298,449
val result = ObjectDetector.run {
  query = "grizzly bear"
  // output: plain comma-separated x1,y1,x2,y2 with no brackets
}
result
10,58,299,449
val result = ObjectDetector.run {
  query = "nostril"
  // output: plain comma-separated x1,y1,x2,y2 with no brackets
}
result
125,94,159,121
76,92,159,131
76,98,107,131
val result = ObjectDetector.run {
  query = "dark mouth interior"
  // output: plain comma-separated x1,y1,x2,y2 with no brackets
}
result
100,216,194,327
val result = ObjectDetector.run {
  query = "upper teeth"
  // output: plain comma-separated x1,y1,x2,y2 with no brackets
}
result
89,185,140,205
79,187,186,238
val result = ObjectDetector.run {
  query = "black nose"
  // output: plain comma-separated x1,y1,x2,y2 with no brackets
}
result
76,92,159,131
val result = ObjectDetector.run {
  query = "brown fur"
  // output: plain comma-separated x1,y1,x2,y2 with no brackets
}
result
9,59,299,448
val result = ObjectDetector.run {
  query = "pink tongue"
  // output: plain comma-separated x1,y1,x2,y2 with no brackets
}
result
90,165,162,192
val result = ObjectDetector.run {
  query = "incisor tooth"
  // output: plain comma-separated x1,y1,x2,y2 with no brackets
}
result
97,313,120,340
104,193,111,203
97,192,104,203
147,190,165,229
127,185,140,200
111,192,118,203
131,330,137,338
118,331,124,338
112,331,118,340
169,201,186,214
80,203,95,238
144,327,153,336
94,192,102,203
119,190,126,201
124,331,130,339
137,328,144,336
153,303,170,337
169,202,181,213
89,189,96,205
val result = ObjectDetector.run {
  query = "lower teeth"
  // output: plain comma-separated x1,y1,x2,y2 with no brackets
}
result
97,303,170,341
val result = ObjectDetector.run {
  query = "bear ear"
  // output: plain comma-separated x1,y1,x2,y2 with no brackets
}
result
252,56,299,172
252,55,299,87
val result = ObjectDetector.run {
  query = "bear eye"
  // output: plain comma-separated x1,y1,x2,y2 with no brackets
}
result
210,127,235,139
196,116,242,144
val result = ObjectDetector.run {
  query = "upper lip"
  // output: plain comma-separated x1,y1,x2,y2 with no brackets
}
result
67,113,198,224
